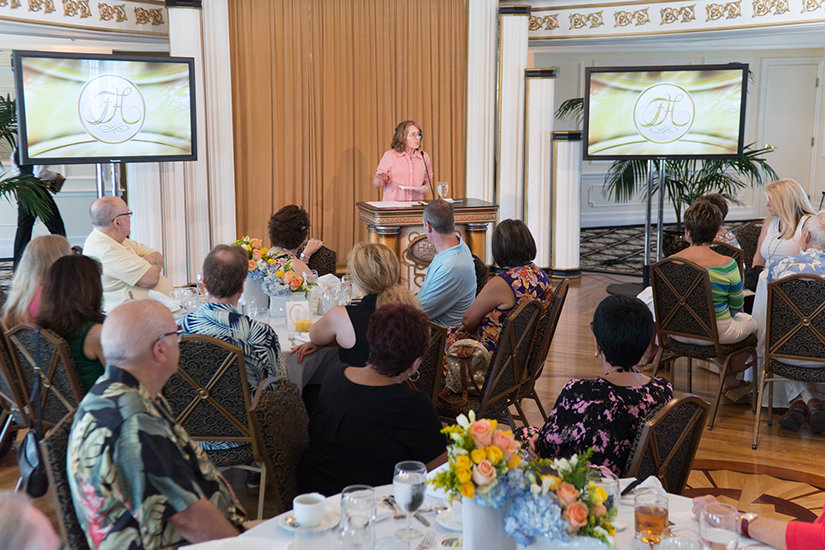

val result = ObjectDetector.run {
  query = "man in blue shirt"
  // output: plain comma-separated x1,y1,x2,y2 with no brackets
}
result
416,200,476,326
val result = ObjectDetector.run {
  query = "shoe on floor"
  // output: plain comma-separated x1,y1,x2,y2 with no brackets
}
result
779,399,808,431
723,381,754,404
808,398,825,435
246,471,261,488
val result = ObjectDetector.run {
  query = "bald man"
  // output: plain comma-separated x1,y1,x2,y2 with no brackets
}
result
67,300,246,549
83,197,172,312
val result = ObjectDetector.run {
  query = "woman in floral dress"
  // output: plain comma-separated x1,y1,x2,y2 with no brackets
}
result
447,219,554,355
517,295,673,476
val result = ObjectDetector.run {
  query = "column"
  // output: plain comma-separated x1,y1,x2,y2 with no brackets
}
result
496,5,530,222
466,223,489,260
551,132,583,278
524,68,557,269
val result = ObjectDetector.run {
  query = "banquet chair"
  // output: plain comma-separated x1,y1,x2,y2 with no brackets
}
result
39,413,89,550
752,274,825,449
623,392,709,494
649,258,757,430
438,299,543,427
405,323,448,407
733,219,763,270
306,245,337,277
708,242,745,279
249,376,309,515
0,321,29,454
164,334,269,520
472,254,489,296
5,324,83,428
511,279,569,426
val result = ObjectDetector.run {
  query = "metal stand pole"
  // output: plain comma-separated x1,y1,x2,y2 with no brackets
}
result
656,158,666,262
110,163,121,197
95,163,106,198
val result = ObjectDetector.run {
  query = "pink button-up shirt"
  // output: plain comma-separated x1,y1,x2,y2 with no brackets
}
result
375,149,433,201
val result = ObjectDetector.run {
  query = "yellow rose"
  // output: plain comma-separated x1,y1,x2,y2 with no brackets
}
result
268,259,275,265
260,247,268,254
455,455,471,470
470,449,487,464
589,482,608,506
456,468,472,484
506,454,522,470
460,482,475,499
275,270,284,278
542,474,561,491
485,445,503,465
489,419,498,431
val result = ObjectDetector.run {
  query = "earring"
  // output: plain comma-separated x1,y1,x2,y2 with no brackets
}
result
408,371,420,382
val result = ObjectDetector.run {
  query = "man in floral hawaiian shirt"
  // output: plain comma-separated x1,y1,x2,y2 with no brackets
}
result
67,300,246,549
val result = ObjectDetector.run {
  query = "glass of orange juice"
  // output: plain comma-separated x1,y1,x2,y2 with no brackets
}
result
295,318,313,332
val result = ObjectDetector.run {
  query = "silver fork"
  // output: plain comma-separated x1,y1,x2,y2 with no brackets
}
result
418,530,436,549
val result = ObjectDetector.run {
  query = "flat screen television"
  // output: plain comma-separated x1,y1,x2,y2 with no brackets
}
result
12,50,197,165
583,64,748,160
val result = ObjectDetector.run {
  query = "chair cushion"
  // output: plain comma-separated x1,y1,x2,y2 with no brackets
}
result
205,443,254,468
664,333,757,360
769,359,825,383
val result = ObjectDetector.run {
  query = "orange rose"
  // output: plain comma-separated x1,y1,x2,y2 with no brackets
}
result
471,459,497,486
289,277,302,290
593,503,607,518
252,249,262,260
283,271,293,284
469,419,495,448
248,260,256,270
565,501,589,532
556,482,580,506
251,238,263,248
491,430,519,459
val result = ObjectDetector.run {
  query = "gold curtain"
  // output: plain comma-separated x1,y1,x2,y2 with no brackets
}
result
228,0,467,263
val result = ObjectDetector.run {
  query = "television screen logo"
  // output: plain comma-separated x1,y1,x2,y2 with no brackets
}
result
633,83,694,144
78,74,146,144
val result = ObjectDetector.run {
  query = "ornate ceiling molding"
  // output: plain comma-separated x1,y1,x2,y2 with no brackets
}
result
0,0,167,35
525,0,825,39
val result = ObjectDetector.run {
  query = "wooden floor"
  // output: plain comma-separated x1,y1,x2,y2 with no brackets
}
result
3,273,823,531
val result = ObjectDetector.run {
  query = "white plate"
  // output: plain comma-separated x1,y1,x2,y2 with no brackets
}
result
278,509,340,533
435,509,462,532
399,185,425,190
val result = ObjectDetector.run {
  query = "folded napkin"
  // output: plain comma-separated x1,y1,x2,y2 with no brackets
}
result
316,274,341,289
148,290,179,310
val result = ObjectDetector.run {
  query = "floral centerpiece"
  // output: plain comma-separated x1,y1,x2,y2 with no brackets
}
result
233,236,316,298
234,236,276,280
430,412,616,549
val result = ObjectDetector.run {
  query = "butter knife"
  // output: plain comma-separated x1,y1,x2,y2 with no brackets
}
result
413,512,430,527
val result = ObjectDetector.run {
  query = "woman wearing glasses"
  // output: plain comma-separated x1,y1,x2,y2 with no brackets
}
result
373,120,433,201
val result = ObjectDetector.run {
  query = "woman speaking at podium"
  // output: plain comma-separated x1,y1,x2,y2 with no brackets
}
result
373,120,433,201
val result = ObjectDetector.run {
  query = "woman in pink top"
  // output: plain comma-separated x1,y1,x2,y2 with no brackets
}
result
373,120,433,201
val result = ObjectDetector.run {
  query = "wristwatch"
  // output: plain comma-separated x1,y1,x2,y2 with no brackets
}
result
740,512,758,538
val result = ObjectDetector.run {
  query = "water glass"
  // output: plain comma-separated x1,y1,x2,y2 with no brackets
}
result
196,273,206,296
322,288,337,313
339,485,376,549
661,526,702,549
307,269,319,285
699,502,739,550
182,288,200,313
393,461,427,541
586,468,620,513
341,274,354,304
634,489,668,544
437,181,449,199
240,297,258,318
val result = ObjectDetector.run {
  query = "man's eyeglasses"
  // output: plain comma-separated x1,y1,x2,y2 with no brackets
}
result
112,211,133,222
407,131,423,138
155,329,184,344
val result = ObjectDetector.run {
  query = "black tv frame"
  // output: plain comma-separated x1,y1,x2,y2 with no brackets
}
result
582,63,748,161
12,50,198,165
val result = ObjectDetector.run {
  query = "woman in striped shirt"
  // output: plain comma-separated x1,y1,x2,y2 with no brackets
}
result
671,200,758,400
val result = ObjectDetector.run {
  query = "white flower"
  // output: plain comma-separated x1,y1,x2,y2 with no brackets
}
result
456,414,470,428
594,526,613,545
552,458,570,473
530,483,542,496
541,476,554,494
569,455,578,468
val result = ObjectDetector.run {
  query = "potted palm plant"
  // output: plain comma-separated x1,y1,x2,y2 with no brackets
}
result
0,95,54,219
557,97,778,254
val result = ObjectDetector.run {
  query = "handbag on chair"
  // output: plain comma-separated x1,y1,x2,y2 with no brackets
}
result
440,339,490,408
16,328,48,498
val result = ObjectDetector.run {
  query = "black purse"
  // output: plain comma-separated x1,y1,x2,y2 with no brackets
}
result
16,328,48,498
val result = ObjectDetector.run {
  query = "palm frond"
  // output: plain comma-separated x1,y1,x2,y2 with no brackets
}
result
0,95,17,152
0,175,55,219
555,98,584,125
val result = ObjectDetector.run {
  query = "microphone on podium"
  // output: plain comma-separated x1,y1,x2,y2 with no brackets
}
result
419,148,435,200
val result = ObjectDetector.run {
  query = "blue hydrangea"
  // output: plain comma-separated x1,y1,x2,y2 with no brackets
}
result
248,269,267,281
475,468,523,510
504,491,569,546
261,275,291,296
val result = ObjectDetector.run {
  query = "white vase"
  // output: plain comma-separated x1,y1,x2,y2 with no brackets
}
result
241,275,269,311
268,289,291,325
517,537,608,549
462,497,516,550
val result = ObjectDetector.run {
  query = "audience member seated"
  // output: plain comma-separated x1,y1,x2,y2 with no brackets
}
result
447,219,553,355
750,178,815,283
36,255,105,393
693,495,824,550
298,303,446,496
700,193,741,248
292,242,417,367
68,300,246,549
178,245,284,393
0,491,61,550
516,295,673,476
83,196,173,312
1,234,70,327
416,199,476,326
760,211,825,434
267,204,328,276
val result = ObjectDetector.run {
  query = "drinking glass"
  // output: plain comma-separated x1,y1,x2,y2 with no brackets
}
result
322,288,337,314
196,273,206,296
307,269,319,285
393,460,427,541
339,485,376,550
586,468,620,513
340,275,353,305
182,288,200,313
634,490,668,544
241,297,258,318
699,502,739,550
661,526,702,549
437,181,449,199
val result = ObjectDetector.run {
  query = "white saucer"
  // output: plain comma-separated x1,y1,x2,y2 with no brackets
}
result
435,509,462,532
278,509,340,533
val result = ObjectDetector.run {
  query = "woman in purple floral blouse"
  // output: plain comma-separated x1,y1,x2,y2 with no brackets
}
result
517,295,673,476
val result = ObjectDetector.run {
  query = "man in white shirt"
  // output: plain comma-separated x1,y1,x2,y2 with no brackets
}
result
83,196,172,312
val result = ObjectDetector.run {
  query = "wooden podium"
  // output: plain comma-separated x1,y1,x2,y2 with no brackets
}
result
356,199,498,261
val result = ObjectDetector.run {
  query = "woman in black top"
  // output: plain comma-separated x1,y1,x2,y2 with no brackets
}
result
298,303,447,496
292,242,418,367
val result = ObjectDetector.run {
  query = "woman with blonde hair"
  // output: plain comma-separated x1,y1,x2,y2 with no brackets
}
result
292,242,417,367
1,235,71,327
753,178,816,270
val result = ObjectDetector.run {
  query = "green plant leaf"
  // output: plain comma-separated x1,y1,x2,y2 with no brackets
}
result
0,175,55,219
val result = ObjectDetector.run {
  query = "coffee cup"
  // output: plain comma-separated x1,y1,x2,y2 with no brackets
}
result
293,492,326,527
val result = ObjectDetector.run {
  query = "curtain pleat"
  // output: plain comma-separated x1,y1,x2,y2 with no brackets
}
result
228,0,467,263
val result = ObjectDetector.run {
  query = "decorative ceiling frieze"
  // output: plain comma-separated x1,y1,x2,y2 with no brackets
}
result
0,0,166,35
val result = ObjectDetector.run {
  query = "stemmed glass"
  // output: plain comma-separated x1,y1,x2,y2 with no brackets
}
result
699,502,739,550
393,461,427,542
437,181,449,199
